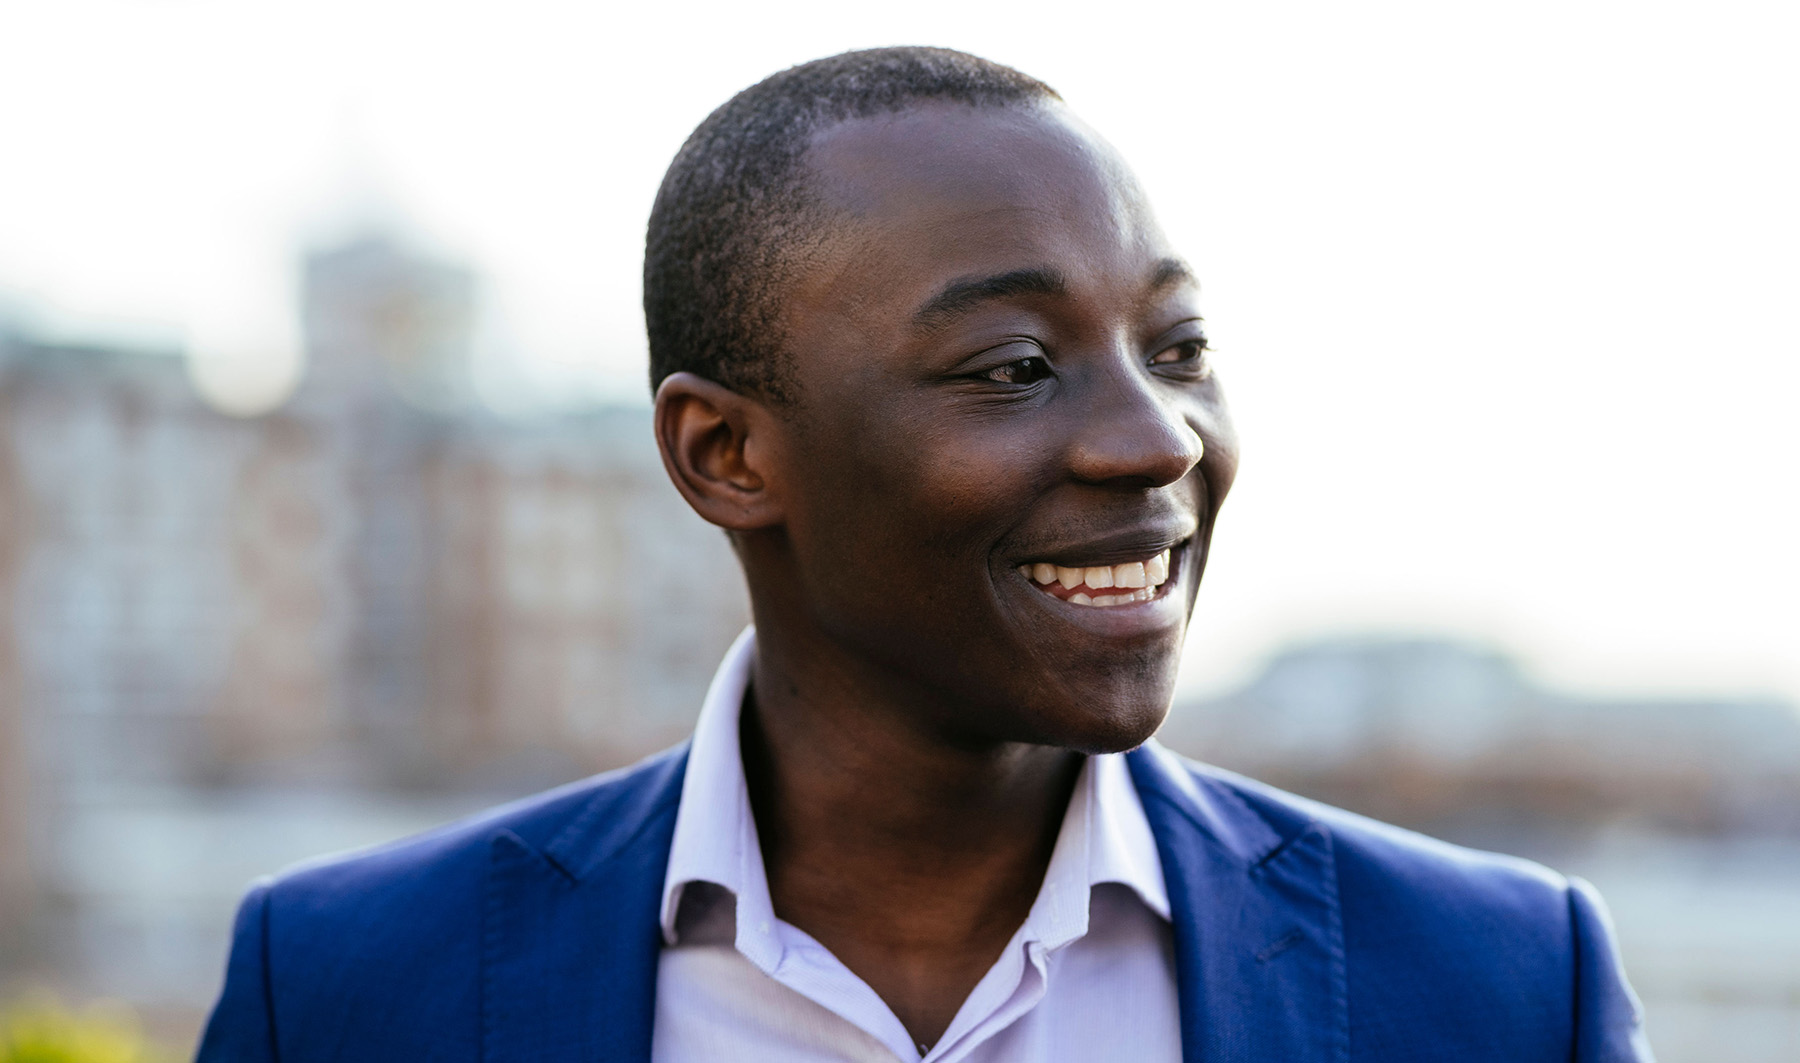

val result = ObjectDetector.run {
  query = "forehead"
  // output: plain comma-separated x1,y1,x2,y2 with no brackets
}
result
792,102,1172,320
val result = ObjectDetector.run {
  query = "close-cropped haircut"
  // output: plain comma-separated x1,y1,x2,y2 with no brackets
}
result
643,47,1060,404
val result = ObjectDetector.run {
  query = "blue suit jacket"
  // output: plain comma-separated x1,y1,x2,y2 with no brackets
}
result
197,744,1653,1061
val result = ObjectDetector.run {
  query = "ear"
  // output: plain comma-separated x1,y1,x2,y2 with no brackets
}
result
653,371,785,531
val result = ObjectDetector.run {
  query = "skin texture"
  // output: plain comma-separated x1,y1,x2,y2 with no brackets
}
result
653,100,1239,1048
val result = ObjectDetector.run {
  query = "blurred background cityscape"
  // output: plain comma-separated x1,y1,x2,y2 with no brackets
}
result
1,227,1796,1058
2,1,1797,1059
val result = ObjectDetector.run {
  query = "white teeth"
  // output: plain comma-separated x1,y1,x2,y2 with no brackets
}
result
1066,587,1156,608
1022,547,1178,605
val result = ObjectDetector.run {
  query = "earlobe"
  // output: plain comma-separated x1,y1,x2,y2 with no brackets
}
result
653,372,784,531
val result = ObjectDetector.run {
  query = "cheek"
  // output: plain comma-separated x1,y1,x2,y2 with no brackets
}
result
787,419,1028,630
1196,394,1240,499
809,409,1020,545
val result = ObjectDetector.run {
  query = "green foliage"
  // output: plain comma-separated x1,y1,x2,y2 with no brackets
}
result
0,994,165,1063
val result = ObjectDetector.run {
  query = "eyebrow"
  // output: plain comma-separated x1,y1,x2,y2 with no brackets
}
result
911,267,1068,332
1147,257,1197,295
909,258,1198,333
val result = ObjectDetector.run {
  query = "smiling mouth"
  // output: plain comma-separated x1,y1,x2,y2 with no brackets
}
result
1016,548,1175,608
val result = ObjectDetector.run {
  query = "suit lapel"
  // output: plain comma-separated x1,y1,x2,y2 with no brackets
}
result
1128,746,1349,1063
478,739,1349,1063
482,747,688,1063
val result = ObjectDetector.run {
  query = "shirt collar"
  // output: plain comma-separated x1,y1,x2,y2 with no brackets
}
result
658,627,1170,955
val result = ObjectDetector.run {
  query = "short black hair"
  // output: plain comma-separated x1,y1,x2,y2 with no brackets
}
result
643,47,1060,403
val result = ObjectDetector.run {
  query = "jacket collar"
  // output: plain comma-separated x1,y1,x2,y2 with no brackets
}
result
480,738,1347,1063
481,744,689,1063
1128,743,1350,1063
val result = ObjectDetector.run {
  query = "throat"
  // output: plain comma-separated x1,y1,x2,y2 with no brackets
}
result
737,640,1087,1050
739,687,1082,1046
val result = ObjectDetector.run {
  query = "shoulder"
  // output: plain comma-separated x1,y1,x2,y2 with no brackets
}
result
1140,746,1590,1053
201,746,688,1059
270,744,685,902
249,745,687,982
1151,745,1571,915
1237,764,1564,904
1152,749,1654,1058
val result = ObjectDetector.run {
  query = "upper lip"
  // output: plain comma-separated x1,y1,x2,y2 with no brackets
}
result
1009,520,1197,568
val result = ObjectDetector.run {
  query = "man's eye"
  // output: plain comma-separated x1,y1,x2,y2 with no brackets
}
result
979,355,1052,385
1150,338,1211,376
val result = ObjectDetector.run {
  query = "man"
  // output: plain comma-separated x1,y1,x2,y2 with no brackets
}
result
198,47,1652,1061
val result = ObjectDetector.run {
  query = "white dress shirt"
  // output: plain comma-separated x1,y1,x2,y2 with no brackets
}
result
652,628,1182,1063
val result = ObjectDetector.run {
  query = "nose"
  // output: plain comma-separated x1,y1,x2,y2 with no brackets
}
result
1065,360,1205,488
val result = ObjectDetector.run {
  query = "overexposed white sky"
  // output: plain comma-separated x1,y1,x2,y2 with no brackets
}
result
2,0,1796,703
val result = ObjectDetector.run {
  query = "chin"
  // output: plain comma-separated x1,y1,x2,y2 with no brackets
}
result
1069,642,1187,748
1022,681,1175,755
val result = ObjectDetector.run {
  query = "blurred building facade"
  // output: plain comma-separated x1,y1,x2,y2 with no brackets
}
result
1165,636,1800,839
0,234,748,1015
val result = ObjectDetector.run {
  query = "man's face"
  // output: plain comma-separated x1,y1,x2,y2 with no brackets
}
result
760,101,1238,753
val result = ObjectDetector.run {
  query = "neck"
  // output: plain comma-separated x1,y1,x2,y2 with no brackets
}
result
741,621,1082,1042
